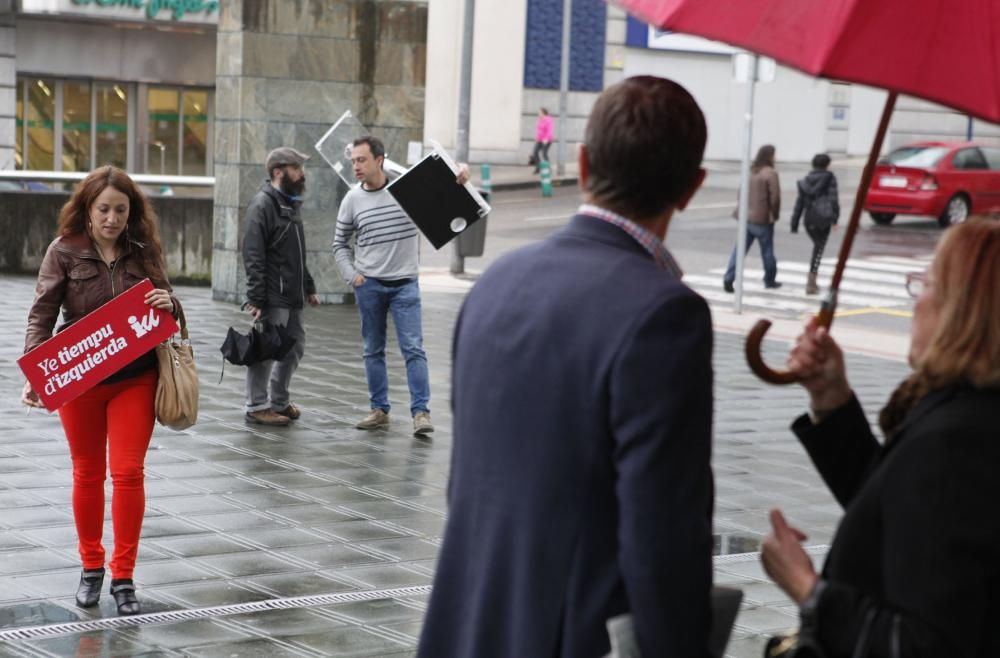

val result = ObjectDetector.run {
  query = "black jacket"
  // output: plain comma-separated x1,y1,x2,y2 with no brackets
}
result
792,384,1000,657
791,170,840,232
243,182,316,309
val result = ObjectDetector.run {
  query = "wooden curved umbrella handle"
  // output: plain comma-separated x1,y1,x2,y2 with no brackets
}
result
744,319,799,385
745,304,836,385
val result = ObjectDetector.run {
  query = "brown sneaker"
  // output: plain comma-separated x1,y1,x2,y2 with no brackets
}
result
275,404,301,420
413,411,434,436
356,408,389,430
245,409,291,426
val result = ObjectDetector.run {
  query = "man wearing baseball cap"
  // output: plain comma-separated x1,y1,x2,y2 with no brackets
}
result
242,146,320,426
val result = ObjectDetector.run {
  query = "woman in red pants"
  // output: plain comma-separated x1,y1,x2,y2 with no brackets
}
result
21,166,180,616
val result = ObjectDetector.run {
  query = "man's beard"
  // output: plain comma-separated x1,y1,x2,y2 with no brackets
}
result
280,175,306,197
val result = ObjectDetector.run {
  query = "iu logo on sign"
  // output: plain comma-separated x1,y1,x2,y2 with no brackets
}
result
128,308,161,338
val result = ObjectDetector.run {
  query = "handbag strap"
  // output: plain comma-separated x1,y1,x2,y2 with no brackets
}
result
173,301,189,341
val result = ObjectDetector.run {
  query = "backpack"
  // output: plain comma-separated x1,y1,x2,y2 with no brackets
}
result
804,185,837,227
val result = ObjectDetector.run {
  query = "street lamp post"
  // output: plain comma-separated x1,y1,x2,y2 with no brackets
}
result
451,0,476,275
556,0,571,177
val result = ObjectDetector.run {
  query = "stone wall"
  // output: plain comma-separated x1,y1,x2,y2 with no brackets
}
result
212,0,428,305
0,191,213,284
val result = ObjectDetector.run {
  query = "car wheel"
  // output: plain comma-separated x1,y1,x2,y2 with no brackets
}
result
938,194,970,228
869,212,896,225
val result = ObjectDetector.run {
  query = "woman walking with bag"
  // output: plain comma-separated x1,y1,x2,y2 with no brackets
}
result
790,153,840,295
761,219,1000,656
21,166,180,616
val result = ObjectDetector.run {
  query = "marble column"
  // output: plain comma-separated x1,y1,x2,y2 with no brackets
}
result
212,0,428,304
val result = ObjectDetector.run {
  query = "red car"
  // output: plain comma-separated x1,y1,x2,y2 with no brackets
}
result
864,141,1000,227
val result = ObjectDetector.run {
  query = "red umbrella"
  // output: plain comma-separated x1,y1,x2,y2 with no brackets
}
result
613,0,1000,383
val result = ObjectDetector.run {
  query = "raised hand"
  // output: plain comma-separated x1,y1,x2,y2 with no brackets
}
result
761,508,817,604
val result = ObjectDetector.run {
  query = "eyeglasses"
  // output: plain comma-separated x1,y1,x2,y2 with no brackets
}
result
905,271,928,298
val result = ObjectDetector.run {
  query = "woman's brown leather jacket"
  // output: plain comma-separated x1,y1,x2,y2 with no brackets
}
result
25,232,179,381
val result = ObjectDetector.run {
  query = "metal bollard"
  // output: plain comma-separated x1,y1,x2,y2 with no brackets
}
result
480,163,492,197
540,160,553,197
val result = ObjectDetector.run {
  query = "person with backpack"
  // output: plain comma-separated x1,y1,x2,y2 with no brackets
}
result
791,153,840,295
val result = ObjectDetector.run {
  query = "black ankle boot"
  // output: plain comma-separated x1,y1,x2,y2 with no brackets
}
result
110,579,141,616
75,568,105,608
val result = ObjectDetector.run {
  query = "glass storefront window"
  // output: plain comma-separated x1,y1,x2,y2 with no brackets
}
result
27,78,55,170
96,84,128,169
147,88,179,175
182,90,208,176
62,81,92,172
13,78,212,176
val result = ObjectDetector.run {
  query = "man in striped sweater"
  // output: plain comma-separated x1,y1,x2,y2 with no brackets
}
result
333,136,467,437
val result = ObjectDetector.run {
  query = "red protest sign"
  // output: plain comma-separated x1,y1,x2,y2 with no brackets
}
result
18,279,179,412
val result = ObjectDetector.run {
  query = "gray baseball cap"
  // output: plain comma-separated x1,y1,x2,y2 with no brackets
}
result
266,146,310,173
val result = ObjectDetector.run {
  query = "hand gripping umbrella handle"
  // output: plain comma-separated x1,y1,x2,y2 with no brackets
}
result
744,92,898,385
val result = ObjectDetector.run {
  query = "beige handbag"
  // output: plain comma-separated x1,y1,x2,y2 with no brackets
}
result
155,305,198,430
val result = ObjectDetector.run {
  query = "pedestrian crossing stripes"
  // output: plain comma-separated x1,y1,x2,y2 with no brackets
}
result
684,254,933,317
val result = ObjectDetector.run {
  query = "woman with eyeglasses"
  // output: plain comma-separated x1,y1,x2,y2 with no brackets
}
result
760,218,1000,657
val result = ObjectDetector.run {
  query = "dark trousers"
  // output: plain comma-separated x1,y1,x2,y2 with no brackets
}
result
531,141,551,170
806,224,831,274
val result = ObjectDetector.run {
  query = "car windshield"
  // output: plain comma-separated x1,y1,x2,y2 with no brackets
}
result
882,146,949,168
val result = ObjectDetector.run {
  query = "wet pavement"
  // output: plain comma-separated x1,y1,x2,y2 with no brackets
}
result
0,272,910,657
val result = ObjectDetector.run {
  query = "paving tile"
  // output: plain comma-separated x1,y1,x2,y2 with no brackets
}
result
229,528,333,550
147,534,257,558
319,599,425,625
134,559,219,586
22,630,153,657
276,544,387,570
285,627,411,657
311,520,409,543
243,572,358,598
358,537,440,561
3,548,77,574
192,551,310,578
151,581,273,608
182,637,318,657
321,565,432,590
122,619,253,650
224,607,347,637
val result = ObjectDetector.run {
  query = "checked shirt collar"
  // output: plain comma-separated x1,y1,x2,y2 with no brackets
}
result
578,204,683,278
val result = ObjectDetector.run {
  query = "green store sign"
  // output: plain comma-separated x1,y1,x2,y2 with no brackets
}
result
70,0,220,22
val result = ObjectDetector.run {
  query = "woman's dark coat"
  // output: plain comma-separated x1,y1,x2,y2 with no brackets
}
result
793,384,1000,657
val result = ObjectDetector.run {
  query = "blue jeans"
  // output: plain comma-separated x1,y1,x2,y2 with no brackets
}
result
354,278,430,416
724,222,778,286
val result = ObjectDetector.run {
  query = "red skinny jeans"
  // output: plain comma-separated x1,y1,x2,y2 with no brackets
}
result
58,370,156,580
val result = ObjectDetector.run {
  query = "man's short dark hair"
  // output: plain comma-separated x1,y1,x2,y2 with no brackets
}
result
812,153,832,170
353,136,386,160
584,76,706,220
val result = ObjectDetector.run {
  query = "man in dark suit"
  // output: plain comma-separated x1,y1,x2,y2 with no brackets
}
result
417,76,715,658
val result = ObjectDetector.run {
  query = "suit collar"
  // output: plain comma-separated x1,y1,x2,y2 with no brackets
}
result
562,214,653,256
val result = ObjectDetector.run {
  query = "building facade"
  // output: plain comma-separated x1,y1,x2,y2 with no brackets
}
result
9,0,217,176
423,4,999,167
